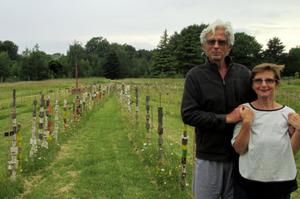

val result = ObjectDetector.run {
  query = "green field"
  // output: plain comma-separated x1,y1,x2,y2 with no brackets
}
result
0,78,300,198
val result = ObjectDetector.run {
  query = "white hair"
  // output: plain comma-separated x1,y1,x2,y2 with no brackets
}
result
200,19,235,46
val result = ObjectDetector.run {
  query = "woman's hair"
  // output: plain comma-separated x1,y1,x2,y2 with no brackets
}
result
200,19,234,46
251,63,285,83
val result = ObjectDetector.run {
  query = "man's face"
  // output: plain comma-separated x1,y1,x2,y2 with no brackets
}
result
202,28,232,64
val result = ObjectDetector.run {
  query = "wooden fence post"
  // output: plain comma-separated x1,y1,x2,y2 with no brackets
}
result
38,94,44,146
29,99,38,158
8,89,18,180
181,125,188,188
46,97,53,141
75,96,81,121
53,99,59,143
157,106,163,160
146,95,151,142
135,87,139,125
63,99,68,130
125,85,131,112
39,94,48,149
16,123,22,172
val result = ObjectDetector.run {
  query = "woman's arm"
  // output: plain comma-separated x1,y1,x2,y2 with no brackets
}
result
289,113,300,155
233,106,254,155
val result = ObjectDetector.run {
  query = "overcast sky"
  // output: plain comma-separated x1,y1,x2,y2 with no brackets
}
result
1,0,299,54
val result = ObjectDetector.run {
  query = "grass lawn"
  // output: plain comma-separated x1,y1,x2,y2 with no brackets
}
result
19,95,186,199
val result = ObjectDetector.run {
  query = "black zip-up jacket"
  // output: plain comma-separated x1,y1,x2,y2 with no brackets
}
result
181,57,255,161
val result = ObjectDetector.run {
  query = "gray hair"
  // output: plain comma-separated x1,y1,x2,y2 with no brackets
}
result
200,19,235,46
251,63,284,82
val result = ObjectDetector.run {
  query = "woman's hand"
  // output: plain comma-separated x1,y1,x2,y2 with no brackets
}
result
288,113,300,130
239,106,254,125
289,113,300,155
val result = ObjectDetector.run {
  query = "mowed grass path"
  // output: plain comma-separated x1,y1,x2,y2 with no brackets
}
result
20,96,161,199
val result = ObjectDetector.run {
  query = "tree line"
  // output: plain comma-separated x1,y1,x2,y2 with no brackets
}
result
0,23,300,81
152,24,300,78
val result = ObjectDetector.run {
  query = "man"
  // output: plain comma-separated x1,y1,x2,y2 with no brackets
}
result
181,19,254,199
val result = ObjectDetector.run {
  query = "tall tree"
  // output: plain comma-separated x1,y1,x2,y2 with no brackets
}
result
151,29,176,76
110,43,132,77
175,24,207,75
0,52,12,82
85,37,110,76
0,40,18,60
231,32,263,69
135,49,152,76
48,53,65,78
263,37,286,64
103,50,121,79
284,47,300,76
168,32,181,74
67,41,87,77
49,60,63,78
20,46,50,80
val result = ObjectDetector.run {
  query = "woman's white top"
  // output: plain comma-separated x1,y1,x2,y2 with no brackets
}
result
231,103,296,182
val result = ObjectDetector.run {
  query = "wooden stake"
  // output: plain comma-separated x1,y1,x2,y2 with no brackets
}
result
157,106,163,160
63,99,68,130
46,97,53,141
29,99,38,158
181,125,188,188
53,99,59,143
40,94,48,149
8,89,18,180
146,96,151,142
135,87,139,126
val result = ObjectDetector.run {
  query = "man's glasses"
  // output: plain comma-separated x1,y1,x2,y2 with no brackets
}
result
252,78,278,85
206,39,228,46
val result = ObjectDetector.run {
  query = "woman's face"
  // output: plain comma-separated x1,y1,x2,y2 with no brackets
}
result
252,71,278,99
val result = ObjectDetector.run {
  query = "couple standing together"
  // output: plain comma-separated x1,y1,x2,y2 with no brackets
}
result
181,19,300,199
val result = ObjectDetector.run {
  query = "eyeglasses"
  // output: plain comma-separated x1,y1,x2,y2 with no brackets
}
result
252,78,278,85
206,39,228,46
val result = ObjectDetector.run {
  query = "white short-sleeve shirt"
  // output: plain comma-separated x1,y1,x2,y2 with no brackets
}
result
231,103,296,182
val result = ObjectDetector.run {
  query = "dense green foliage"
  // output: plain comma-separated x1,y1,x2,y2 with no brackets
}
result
103,50,121,79
230,32,262,68
0,23,300,81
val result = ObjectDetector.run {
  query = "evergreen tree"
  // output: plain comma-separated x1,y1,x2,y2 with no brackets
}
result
263,37,286,64
231,32,263,69
151,29,176,77
176,24,207,76
168,32,181,74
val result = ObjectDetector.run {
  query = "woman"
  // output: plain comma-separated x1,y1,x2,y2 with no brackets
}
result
231,63,300,198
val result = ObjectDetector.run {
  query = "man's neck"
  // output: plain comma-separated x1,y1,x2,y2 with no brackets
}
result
212,60,228,79
219,64,228,79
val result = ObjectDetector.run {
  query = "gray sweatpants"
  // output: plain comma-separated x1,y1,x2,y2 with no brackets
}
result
193,158,233,199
